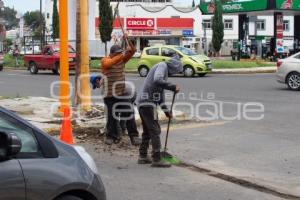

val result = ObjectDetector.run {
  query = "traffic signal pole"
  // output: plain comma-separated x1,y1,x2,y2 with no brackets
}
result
59,0,70,112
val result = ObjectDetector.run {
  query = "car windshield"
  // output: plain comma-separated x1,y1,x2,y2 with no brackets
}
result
53,46,76,53
175,47,197,56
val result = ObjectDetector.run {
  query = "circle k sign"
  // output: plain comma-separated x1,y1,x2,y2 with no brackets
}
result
126,18,155,30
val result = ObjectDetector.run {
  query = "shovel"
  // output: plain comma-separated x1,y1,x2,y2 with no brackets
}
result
161,91,180,165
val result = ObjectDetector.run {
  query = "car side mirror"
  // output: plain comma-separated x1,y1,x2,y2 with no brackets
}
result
0,132,22,161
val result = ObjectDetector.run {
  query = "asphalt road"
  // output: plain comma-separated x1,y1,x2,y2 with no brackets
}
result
1,69,300,198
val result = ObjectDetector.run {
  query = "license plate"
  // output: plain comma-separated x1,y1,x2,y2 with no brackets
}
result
207,64,212,69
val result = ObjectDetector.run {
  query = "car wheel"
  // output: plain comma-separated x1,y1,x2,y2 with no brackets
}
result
29,62,38,74
0,65,3,71
53,63,60,75
198,73,207,77
55,195,83,200
286,72,300,91
183,66,195,77
138,65,149,77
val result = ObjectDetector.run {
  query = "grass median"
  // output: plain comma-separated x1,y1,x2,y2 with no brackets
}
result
212,60,275,69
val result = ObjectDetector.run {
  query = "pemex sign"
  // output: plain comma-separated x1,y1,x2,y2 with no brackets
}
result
199,0,268,14
276,0,300,10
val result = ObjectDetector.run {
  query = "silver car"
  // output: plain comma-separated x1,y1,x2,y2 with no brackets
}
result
277,52,300,91
0,106,106,200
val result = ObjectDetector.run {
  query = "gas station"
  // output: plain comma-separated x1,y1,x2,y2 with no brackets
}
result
199,0,300,60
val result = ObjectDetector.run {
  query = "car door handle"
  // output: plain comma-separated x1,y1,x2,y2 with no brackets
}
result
162,59,166,61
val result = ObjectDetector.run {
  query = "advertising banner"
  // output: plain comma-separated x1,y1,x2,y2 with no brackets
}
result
126,18,155,30
276,13,284,53
199,0,268,14
276,0,300,10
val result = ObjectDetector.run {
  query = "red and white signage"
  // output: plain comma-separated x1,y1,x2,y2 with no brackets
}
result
126,18,155,30
276,13,284,53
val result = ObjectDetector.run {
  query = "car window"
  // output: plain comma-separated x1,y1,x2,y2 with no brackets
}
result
162,48,177,57
0,112,39,154
146,48,159,56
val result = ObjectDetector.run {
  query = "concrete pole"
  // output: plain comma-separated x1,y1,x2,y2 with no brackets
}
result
59,0,70,112
79,0,91,111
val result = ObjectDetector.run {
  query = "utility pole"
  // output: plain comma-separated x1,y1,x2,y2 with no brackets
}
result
202,22,207,55
59,0,70,112
40,0,43,48
79,0,91,111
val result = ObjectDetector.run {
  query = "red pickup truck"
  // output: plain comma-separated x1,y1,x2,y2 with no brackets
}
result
24,44,76,75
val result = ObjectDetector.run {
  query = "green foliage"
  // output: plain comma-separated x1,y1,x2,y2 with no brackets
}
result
99,0,113,55
212,0,224,53
52,0,59,39
4,54,25,68
4,38,13,46
23,10,45,38
0,6,18,30
192,0,195,7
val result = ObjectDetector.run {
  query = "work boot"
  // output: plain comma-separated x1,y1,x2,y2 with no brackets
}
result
104,137,114,145
137,156,152,164
130,137,142,146
151,159,171,168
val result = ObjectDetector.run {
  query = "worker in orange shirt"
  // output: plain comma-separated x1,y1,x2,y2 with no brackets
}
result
101,34,141,145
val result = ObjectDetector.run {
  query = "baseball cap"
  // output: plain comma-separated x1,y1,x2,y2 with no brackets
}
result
90,75,102,90
110,45,123,55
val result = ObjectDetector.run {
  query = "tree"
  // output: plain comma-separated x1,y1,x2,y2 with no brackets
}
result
0,6,18,30
192,0,195,7
99,0,113,56
52,0,59,39
23,10,44,38
212,0,224,56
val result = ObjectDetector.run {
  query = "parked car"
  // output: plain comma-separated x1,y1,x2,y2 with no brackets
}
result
137,45,212,77
0,106,106,200
0,52,4,71
277,52,300,91
24,44,76,75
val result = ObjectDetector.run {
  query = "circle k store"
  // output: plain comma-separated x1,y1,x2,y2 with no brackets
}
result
97,17,194,52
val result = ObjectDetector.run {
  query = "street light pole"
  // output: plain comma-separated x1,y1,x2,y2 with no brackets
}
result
202,22,207,55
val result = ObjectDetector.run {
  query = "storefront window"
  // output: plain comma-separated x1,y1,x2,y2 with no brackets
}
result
256,20,265,31
284,20,290,31
203,20,212,29
224,19,233,29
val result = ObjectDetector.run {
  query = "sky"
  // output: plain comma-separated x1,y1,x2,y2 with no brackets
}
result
3,0,200,13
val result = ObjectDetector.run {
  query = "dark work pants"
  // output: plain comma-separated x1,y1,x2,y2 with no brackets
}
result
104,97,122,140
120,118,139,138
139,106,161,161
104,97,139,140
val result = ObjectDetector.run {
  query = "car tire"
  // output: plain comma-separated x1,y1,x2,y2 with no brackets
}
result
55,195,83,200
0,65,3,71
138,65,149,77
29,62,38,74
183,66,195,77
52,62,60,75
286,72,300,91
198,73,207,77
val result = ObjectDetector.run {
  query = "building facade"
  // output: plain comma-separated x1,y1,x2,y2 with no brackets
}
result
43,0,298,57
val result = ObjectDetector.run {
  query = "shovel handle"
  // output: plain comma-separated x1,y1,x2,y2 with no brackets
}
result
163,92,177,153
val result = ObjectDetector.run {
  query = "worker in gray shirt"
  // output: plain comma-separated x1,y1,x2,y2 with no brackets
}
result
136,55,183,168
